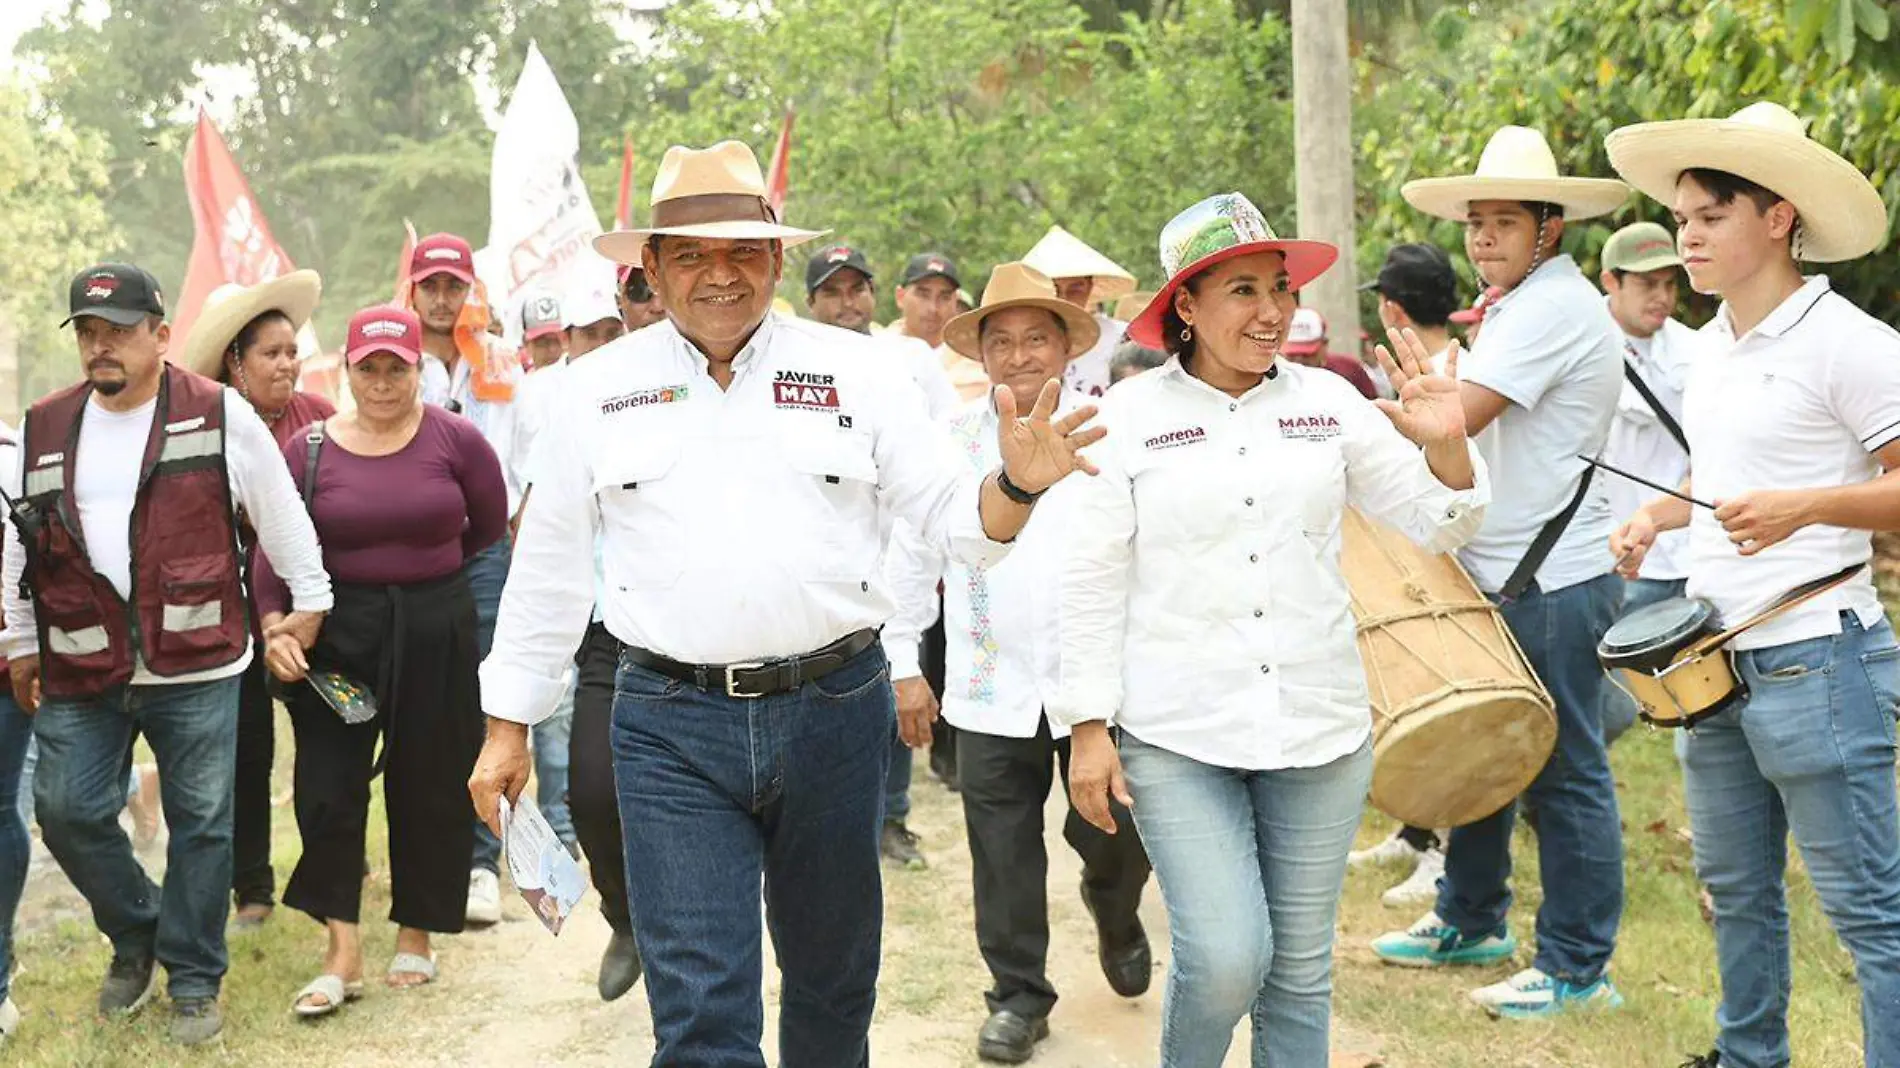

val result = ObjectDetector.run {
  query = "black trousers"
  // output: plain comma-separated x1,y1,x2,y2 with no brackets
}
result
570,621,632,934
282,574,481,932
958,720,1151,1019
923,607,956,782
231,655,275,907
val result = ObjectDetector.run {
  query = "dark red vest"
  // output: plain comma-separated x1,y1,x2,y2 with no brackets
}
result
20,366,247,697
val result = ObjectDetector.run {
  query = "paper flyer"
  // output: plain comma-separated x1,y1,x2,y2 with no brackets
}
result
498,794,587,934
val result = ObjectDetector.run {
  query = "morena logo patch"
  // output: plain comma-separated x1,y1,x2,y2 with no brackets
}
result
1143,426,1206,451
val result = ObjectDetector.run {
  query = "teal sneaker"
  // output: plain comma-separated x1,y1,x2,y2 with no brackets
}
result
1370,912,1517,968
1470,967,1624,1019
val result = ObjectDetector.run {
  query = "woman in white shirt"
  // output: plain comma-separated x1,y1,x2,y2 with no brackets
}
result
1054,192,1488,1068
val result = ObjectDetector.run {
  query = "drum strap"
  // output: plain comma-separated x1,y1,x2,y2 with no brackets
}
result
1498,466,1595,604
1623,358,1688,454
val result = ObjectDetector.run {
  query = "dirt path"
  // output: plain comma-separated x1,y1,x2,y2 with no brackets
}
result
336,772,1387,1068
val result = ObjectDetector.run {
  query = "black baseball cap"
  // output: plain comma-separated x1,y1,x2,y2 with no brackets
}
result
805,245,874,296
899,252,960,289
1360,244,1458,322
63,263,166,327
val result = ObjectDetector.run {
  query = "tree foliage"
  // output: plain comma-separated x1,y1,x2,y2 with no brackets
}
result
1356,0,1900,326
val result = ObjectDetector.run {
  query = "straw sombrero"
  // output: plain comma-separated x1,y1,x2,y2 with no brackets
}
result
594,141,826,266
1403,126,1629,222
941,262,1101,361
1125,192,1337,349
1604,102,1887,263
1112,290,1155,322
179,270,322,380
1022,226,1137,303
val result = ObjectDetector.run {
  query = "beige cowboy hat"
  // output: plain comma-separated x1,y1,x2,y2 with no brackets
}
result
1604,102,1887,263
1403,126,1629,222
179,270,322,381
1022,226,1137,303
594,141,827,266
942,262,1102,361
1112,289,1155,323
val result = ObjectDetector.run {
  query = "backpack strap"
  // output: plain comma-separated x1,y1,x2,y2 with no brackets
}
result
301,422,326,507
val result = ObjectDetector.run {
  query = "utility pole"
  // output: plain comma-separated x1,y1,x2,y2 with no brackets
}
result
1291,0,1361,357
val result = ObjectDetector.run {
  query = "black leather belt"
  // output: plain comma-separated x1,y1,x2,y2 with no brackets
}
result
621,628,880,699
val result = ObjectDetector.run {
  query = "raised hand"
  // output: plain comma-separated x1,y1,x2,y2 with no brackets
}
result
1373,327,1467,448
994,380,1106,495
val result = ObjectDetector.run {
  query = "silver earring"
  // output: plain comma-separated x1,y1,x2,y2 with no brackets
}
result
1180,326,1193,342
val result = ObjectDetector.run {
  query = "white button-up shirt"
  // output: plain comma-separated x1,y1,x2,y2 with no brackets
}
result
885,394,1076,740
1048,359,1489,771
1603,315,1701,580
480,314,1010,726
1684,276,1900,650
422,338,523,515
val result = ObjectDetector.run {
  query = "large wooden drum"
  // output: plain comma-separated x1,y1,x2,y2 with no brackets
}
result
1340,510,1557,828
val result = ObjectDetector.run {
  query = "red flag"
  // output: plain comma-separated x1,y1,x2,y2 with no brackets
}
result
765,105,795,221
174,109,295,342
392,219,419,303
614,137,635,231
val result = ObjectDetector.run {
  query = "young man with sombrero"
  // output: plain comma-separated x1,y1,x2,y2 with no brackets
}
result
1370,125,1632,1020
883,262,1151,1064
1605,102,1900,1068
468,140,1105,1067
1023,225,1137,399
179,271,336,932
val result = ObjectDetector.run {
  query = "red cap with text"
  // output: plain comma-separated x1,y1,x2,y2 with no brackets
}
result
345,305,424,365
410,233,476,285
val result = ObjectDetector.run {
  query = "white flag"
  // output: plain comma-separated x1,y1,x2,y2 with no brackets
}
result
483,41,604,341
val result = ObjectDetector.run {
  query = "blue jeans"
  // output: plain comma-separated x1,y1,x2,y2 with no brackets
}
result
33,675,242,1000
614,644,891,1068
1679,614,1900,1068
1120,731,1373,1068
533,678,577,844
1600,577,1685,745
0,693,30,1004
466,537,511,875
1439,573,1625,984
883,729,912,824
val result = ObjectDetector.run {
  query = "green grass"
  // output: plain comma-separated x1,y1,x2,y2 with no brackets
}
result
1333,725,1874,1068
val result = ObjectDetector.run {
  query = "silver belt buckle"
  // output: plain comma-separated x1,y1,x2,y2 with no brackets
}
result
725,662,767,699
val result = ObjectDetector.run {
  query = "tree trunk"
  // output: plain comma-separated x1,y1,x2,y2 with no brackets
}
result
1291,0,1361,360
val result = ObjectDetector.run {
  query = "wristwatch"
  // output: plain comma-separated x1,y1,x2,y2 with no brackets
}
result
995,468,1043,505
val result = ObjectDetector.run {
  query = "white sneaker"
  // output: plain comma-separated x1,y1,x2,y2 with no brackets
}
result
1469,967,1624,1019
1348,831,1422,870
0,996,19,1045
1382,847,1446,907
466,868,502,927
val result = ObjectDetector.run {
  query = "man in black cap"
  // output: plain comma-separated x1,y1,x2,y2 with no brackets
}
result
1,265,332,1045
1364,243,1462,373
895,253,962,353
806,244,879,335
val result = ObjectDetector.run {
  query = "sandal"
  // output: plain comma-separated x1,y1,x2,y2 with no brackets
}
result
292,974,362,1018
386,951,437,988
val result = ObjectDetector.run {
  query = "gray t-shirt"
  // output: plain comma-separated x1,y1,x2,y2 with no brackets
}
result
1455,255,1622,594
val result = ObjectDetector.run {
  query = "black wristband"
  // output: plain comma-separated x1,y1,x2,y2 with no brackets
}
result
995,468,1043,505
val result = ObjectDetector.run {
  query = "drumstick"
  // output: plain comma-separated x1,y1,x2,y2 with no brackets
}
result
1576,455,1716,510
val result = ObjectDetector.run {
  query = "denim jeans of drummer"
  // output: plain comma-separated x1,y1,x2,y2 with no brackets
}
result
0,692,31,1006
532,678,577,845
466,536,511,875
1120,731,1373,1068
32,676,242,1000
883,728,913,824
1439,572,1625,984
613,644,892,1068
1600,576,1686,745
1677,613,1900,1068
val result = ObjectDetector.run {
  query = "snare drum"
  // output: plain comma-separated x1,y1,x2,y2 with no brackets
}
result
1596,597,1745,729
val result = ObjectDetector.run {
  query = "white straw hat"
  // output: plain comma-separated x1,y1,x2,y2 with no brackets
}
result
179,271,322,381
1022,226,1137,302
1403,126,1629,222
1604,102,1887,262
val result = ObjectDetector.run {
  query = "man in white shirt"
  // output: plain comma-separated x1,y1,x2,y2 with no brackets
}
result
1595,221,1700,745
896,252,991,407
520,295,567,370
1373,125,1632,1019
2,264,331,1046
1606,102,1900,1068
407,231,520,926
885,263,1151,1065
467,141,1103,1068
1023,225,1135,400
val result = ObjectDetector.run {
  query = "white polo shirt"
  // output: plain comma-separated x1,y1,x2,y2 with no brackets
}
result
1683,276,1900,650
1603,315,1702,580
1456,255,1623,594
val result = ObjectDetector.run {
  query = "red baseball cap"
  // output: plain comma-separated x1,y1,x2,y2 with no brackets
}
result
1283,308,1327,356
410,233,476,285
345,305,423,365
